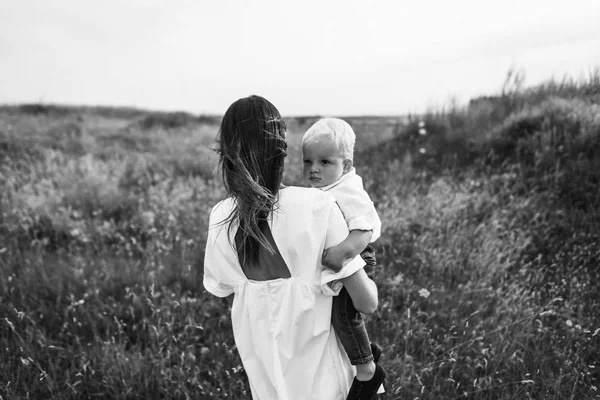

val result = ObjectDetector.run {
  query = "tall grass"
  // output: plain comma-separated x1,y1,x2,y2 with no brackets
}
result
1,71,599,399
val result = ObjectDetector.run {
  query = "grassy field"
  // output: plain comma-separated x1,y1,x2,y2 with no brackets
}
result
1,71,599,399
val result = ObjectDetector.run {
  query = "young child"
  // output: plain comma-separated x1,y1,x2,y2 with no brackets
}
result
302,118,386,399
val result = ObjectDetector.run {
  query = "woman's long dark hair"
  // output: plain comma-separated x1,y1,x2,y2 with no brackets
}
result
216,95,287,266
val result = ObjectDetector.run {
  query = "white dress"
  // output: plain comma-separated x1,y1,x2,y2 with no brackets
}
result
203,187,366,400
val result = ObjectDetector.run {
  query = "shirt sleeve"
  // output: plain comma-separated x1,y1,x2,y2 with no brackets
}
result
320,201,366,296
203,203,238,298
330,175,382,243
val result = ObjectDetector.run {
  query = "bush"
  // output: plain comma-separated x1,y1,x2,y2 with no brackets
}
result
0,135,44,172
17,103,73,116
134,112,219,130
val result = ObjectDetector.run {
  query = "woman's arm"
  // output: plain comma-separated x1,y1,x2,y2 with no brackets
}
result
341,269,378,315
203,202,237,298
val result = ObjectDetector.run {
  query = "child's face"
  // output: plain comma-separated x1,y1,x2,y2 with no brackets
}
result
302,137,348,188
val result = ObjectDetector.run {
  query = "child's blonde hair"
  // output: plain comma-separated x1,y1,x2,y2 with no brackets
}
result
302,118,356,160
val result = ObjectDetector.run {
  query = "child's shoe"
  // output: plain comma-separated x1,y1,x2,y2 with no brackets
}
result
346,363,386,400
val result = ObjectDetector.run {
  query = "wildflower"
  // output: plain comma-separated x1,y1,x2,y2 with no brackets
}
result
419,148,426,154
419,128,427,135
418,121,425,128
566,320,573,327
390,273,403,285
141,211,156,226
418,288,430,298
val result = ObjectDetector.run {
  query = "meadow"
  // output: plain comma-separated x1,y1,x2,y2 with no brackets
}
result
1,70,599,399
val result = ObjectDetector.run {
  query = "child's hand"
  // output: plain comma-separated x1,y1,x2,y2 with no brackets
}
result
322,244,351,272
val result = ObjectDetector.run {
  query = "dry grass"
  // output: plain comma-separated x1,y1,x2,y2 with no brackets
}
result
1,71,599,399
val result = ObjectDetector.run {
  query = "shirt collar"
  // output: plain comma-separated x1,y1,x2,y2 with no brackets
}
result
320,167,356,191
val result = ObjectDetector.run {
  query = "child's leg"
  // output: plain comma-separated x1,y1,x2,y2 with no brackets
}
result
331,287,376,380
343,245,388,398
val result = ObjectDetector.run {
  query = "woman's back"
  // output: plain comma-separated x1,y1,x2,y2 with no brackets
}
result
204,187,365,399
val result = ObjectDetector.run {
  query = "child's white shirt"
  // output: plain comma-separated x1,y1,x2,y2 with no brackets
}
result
320,168,381,243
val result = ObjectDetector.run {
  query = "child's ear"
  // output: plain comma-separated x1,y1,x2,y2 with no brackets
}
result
343,159,353,173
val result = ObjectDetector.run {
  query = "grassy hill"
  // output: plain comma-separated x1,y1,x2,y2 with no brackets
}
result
1,71,599,399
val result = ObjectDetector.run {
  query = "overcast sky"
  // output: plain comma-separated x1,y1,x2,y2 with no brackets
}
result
1,0,599,116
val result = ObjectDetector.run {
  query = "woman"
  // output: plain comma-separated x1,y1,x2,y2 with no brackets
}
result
203,95,380,399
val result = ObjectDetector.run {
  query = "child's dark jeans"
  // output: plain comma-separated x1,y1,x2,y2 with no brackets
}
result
331,245,377,365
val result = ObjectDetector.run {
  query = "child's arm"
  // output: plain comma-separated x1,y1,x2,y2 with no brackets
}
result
322,229,372,272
